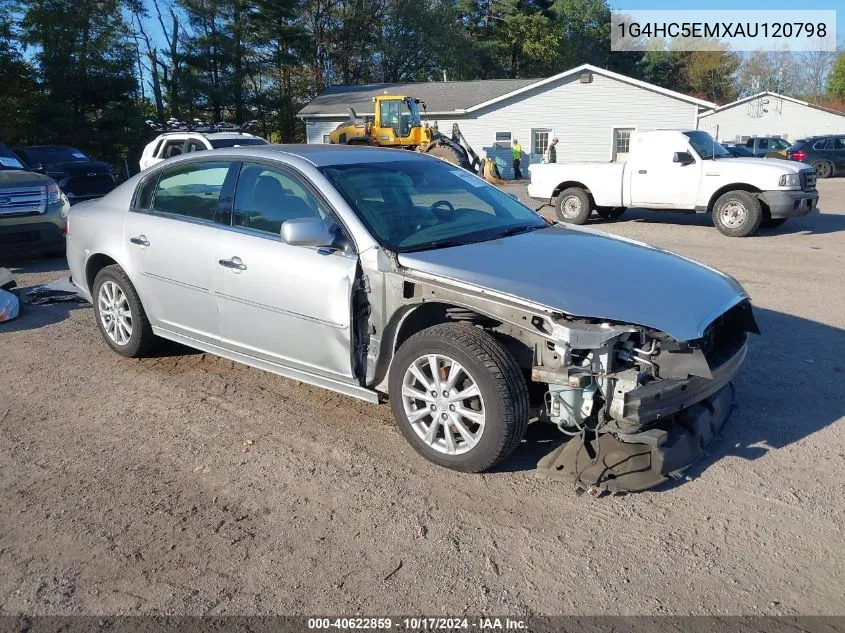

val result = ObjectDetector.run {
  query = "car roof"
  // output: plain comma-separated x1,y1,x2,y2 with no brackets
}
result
18,144,79,150
213,144,439,167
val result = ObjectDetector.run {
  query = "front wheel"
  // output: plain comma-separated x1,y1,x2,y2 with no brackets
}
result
712,190,762,237
554,187,592,225
388,323,529,473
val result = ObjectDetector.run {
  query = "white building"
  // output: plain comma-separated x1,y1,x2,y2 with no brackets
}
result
297,64,715,178
698,91,845,144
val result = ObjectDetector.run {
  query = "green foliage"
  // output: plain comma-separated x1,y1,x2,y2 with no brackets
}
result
828,52,845,100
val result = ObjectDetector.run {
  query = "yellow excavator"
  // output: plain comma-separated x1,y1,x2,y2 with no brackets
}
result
329,95,503,182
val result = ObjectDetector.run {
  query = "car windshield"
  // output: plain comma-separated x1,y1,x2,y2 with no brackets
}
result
24,147,90,164
320,159,547,253
0,145,25,171
209,137,268,149
683,131,732,160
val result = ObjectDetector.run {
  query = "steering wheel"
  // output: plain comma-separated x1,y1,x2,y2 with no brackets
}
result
429,199,456,221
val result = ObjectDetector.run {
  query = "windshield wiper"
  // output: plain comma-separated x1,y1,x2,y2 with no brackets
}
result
400,239,477,253
493,224,542,238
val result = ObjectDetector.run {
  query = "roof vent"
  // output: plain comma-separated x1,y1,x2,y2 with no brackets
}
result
579,72,593,84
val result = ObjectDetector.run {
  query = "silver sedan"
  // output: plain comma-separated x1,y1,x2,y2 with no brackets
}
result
66,145,757,491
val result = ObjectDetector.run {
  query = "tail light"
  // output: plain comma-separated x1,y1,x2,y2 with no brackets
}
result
791,151,807,161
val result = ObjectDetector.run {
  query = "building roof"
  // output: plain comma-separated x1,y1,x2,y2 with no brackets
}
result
298,64,716,118
699,91,845,118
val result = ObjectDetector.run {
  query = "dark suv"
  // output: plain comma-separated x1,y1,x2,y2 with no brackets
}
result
13,145,117,203
786,136,845,179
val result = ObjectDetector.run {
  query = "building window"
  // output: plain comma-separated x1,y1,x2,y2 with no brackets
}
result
322,134,331,144
532,129,551,156
494,131,512,150
613,128,633,161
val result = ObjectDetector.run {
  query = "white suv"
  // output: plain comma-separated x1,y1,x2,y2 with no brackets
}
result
139,131,268,171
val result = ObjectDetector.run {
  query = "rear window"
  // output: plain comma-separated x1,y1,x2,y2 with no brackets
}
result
209,138,268,149
22,147,89,164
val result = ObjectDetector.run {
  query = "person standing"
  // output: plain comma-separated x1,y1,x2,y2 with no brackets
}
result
546,137,559,164
512,139,523,180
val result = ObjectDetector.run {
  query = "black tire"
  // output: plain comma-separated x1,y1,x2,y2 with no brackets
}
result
388,323,529,473
425,143,464,167
554,187,591,224
92,265,155,358
712,190,763,237
813,160,833,179
761,218,787,228
595,207,626,220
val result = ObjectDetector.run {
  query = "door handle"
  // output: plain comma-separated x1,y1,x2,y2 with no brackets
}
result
218,257,247,271
638,169,647,174
130,235,149,247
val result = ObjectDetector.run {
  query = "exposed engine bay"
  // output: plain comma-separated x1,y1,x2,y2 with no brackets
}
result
533,300,759,492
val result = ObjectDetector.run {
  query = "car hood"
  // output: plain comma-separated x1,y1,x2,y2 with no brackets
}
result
707,156,805,175
45,160,113,176
0,170,51,187
397,225,747,342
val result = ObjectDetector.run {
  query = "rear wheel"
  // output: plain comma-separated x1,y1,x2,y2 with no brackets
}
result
813,160,833,179
712,190,762,237
92,265,155,358
388,323,529,473
595,207,626,221
554,187,592,225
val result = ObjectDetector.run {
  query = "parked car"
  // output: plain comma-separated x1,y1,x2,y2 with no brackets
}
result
741,136,791,158
66,145,757,491
0,143,69,255
139,131,268,171
785,135,845,179
528,130,818,237
13,145,117,204
723,144,757,158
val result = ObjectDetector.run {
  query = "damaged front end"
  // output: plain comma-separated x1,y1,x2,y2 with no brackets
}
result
534,300,759,492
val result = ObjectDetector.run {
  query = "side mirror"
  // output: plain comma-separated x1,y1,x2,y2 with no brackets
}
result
673,151,695,166
281,217,336,249
30,162,45,174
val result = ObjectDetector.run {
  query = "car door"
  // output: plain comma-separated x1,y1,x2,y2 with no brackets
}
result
123,159,238,344
214,161,359,381
628,136,702,208
832,138,845,170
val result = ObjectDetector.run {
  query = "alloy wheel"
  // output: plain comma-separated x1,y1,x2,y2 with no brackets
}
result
98,280,133,345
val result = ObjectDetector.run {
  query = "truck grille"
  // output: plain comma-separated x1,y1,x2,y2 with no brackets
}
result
801,169,816,190
0,186,47,215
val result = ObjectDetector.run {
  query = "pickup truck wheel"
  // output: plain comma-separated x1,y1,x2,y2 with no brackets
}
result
554,187,591,224
595,207,626,220
388,323,529,473
712,190,762,237
812,161,833,179
92,265,155,358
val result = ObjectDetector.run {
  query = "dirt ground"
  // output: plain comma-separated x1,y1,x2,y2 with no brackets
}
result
1,178,844,617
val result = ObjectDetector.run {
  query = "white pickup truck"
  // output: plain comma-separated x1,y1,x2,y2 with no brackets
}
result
527,129,819,237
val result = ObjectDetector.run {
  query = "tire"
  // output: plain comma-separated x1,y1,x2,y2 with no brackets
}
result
554,187,592,225
425,143,464,167
388,323,529,473
812,160,833,179
761,218,787,228
595,207,626,220
712,190,762,237
92,265,155,358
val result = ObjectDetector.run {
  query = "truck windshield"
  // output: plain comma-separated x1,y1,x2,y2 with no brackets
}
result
683,131,732,160
320,159,546,253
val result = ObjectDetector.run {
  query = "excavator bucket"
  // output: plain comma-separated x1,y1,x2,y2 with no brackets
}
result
482,159,505,185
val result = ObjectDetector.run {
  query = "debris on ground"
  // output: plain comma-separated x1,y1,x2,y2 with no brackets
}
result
0,288,20,323
26,277,86,306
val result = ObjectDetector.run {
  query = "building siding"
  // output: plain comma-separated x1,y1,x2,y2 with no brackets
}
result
303,72,700,178
698,96,845,142
306,119,344,144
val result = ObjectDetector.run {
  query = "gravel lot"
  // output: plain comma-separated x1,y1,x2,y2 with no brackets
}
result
1,179,844,617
